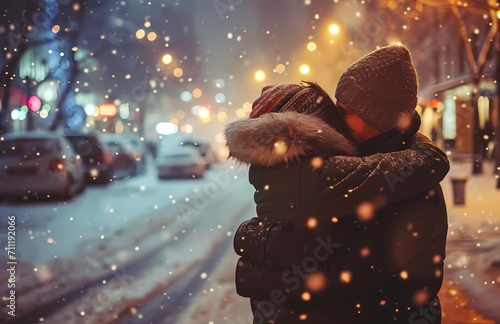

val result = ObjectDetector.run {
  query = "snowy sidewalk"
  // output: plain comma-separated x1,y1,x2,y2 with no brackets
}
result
439,158,500,323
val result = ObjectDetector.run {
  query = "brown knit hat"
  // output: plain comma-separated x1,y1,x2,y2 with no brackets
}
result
250,82,334,118
335,45,418,132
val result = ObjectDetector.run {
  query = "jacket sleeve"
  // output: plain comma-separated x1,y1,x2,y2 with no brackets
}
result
314,133,449,217
235,134,448,272
234,218,319,270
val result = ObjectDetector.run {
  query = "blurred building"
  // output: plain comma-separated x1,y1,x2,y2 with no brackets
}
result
401,4,497,158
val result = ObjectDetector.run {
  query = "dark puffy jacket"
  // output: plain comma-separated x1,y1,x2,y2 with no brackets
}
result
224,112,449,323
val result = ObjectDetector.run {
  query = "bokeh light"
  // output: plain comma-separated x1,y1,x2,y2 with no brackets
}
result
254,69,266,82
162,54,173,64
328,23,340,35
28,95,42,112
136,29,145,39
275,64,286,73
307,42,317,51
299,64,310,75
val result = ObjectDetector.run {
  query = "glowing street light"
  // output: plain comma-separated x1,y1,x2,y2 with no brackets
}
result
198,106,211,123
328,23,340,35
254,69,266,82
299,64,310,75
162,54,173,64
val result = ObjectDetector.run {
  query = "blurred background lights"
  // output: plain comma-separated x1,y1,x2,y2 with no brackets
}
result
37,81,58,102
215,93,226,103
162,54,173,64
84,103,98,116
42,103,51,112
254,69,266,82
136,29,145,39
39,109,49,118
98,103,117,117
307,42,317,51
147,32,157,41
11,108,27,121
217,111,227,122
182,124,193,134
198,106,211,123
275,64,286,73
180,91,193,102
173,68,183,77
11,109,20,120
156,122,178,135
28,95,42,112
119,103,130,119
236,108,246,118
242,102,252,112
191,105,201,115
328,23,340,35
192,88,202,98
299,64,310,75
214,78,225,88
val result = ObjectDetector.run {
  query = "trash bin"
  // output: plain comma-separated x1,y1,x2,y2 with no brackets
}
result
450,176,468,205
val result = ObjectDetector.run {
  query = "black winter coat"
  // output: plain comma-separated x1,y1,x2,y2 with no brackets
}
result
224,112,449,323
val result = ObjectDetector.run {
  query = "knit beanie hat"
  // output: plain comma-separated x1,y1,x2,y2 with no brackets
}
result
249,82,334,119
335,44,418,132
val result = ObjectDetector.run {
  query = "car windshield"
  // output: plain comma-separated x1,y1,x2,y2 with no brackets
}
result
0,138,57,158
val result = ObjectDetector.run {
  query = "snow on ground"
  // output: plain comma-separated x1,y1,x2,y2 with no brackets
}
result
41,168,256,323
438,159,500,323
0,161,252,322
175,251,252,324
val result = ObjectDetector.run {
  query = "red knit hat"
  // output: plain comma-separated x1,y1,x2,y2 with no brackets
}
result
250,82,334,119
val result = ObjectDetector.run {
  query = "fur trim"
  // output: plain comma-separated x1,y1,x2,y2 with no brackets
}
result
224,112,357,166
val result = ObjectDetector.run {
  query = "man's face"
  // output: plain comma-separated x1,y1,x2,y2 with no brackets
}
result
337,102,381,144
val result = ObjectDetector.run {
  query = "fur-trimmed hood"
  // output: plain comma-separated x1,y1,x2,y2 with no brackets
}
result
224,112,357,167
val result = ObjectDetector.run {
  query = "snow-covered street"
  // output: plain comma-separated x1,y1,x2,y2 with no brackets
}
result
0,161,256,323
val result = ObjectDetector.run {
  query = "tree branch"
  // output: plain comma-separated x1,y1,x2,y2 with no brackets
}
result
476,1,499,72
450,4,479,76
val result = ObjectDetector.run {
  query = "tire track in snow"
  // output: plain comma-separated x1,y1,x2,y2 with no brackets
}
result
114,203,249,324
6,166,252,323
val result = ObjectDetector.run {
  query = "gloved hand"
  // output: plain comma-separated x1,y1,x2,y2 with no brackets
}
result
234,218,317,270
234,256,313,305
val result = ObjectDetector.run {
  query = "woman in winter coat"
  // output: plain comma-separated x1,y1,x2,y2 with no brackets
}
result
224,82,449,323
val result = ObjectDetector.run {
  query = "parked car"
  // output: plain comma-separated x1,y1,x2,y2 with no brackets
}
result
155,145,207,179
157,133,216,167
100,133,147,177
0,131,86,200
63,130,114,184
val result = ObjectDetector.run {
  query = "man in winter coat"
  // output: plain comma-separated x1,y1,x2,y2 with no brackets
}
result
225,45,449,323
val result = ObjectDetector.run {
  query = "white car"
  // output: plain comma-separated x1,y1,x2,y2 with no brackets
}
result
100,133,147,177
0,131,86,200
155,145,207,179
157,133,216,166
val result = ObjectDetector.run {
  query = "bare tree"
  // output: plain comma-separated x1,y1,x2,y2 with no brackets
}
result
380,0,499,174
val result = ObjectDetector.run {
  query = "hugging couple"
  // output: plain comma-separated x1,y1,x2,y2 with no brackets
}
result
225,45,449,323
